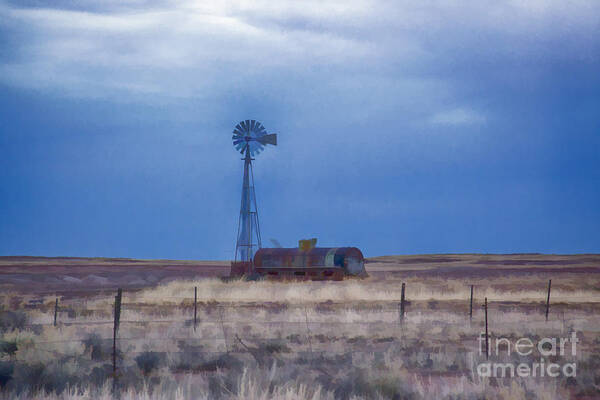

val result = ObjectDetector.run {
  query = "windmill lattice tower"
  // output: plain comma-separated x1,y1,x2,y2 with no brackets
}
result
232,120,277,268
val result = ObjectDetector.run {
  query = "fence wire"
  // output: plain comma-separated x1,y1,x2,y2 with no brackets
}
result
4,285,597,368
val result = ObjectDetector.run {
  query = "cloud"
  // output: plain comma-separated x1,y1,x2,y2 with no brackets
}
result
0,1,375,99
0,0,598,134
1,0,598,101
429,108,486,126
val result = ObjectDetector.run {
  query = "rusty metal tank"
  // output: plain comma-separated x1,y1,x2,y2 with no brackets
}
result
252,247,367,279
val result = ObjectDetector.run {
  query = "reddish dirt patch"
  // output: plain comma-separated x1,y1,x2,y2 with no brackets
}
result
1,254,599,295
0,257,230,295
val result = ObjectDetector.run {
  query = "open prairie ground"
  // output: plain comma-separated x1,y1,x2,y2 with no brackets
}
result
0,254,599,399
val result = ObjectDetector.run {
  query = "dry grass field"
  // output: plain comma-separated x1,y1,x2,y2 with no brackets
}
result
0,254,599,399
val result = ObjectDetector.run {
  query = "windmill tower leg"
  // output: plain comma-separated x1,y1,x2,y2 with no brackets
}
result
234,148,261,276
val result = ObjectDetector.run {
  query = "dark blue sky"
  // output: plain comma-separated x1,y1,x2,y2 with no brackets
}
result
1,1,599,259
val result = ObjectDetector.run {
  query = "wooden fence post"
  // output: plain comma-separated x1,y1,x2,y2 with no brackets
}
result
304,307,313,356
399,282,406,323
469,285,474,320
194,286,198,332
53,298,59,327
545,279,552,322
484,297,489,360
112,288,122,385
218,306,228,354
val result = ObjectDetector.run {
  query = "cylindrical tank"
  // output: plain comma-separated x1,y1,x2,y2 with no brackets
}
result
253,247,367,276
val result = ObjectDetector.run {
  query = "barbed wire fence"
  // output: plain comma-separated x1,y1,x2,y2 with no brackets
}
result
1,280,591,389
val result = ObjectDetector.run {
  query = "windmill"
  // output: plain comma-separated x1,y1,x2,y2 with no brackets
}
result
232,120,277,272
228,120,366,280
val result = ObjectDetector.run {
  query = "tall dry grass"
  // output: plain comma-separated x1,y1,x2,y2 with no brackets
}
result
131,276,600,305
